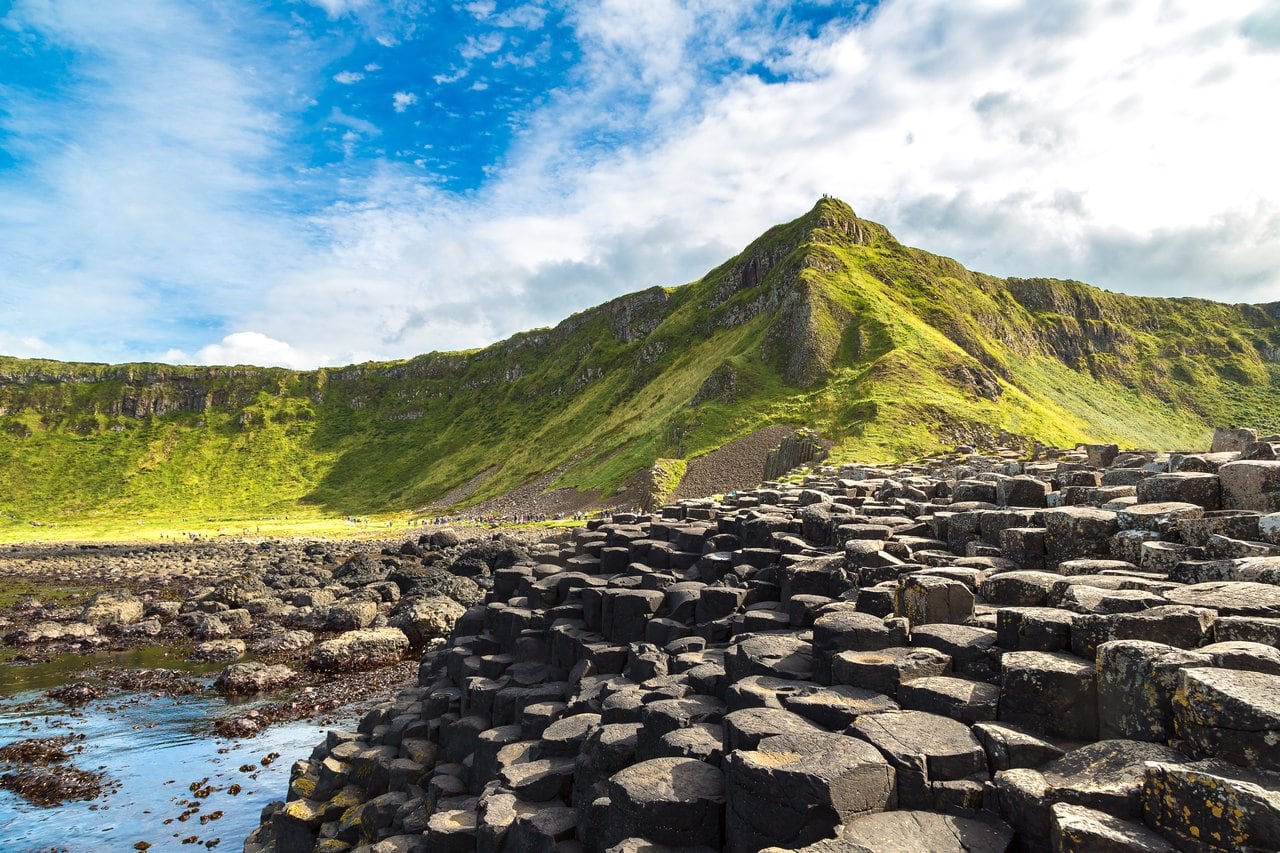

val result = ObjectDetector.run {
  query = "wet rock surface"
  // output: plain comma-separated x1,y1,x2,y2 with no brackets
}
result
1,528,558,730
245,439,1280,851
0,733,106,807
0,526,559,825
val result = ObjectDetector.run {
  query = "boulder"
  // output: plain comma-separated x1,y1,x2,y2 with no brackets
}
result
309,628,409,671
192,638,246,662
80,590,144,627
390,596,466,646
215,662,297,694
1219,460,1280,512
324,600,378,632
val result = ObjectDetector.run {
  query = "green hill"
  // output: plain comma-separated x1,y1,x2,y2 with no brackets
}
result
2,197,1278,528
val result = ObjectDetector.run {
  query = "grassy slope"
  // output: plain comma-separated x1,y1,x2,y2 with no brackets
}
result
1,198,1278,533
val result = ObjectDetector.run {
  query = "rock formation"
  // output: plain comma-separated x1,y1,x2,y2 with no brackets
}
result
247,435,1280,851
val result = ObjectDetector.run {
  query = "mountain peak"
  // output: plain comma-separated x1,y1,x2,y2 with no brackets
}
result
802,195,891,248
2,201,1279,529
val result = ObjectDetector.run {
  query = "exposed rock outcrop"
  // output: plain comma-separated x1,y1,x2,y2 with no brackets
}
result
248,438,1280,852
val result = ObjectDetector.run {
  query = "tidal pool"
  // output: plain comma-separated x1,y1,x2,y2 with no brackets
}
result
0,653,355,852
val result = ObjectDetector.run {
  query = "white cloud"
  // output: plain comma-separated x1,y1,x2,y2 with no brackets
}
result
4,0,1280,372
459,32,504,60
392,90,417,112
0,333,56,359
308,0,369,18
494,4,548,31
464,0,495,20
251,0,1280,367
333,69,364,84
0,0,307,364
195,332,314,369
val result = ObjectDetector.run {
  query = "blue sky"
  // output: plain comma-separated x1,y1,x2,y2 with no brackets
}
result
2,0,1279,368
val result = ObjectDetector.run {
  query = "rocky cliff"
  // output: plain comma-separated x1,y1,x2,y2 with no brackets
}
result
1,197,1278,523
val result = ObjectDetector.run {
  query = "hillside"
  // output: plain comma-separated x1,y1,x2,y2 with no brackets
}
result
2,197,1279,527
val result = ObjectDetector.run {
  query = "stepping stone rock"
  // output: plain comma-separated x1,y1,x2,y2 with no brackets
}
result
723,731,896,852
1096,640,1212,742
1116,501,1205,532
781,684,899,730
979,571,1064,607
1141,759,1280,852
724,675,813,711
1163,581,1280,617
721,707,823,751
507,804,577,851
1199,640,1280,675
540,712,601,757
999,650,1098,740
499,757,576,802
1173,667,1280,772
1070,605,1216,659
426,808,478,853
606,757,725,849
1218,460,1280,512
908,623,1002,682
850,710,985,809
1049,802,1171,853
996,607,1075,652
972,722,1066,772
898,676,999,724
1043,508,1119,566
829,810,1014,853
651,723,725,766
1135,474,1221,511
831,647,951,699
724,634,815,682
994,739,1187,845
895,575,975,625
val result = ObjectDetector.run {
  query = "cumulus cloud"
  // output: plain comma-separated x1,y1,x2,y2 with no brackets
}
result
195,332,314,369
333,70,364,84
392,90,417,112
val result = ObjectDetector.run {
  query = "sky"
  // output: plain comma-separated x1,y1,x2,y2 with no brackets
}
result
1,0,1279,369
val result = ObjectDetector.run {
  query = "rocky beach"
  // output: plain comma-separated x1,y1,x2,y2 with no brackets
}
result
234,431,1280,852
0,527,562,849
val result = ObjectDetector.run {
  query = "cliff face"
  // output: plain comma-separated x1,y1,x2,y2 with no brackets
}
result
2,197,1278,522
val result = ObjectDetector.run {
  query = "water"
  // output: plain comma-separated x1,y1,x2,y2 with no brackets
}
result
0,652,355,853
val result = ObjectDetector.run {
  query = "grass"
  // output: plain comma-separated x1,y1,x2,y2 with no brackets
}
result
1,196,1277,541
0,511,416,544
